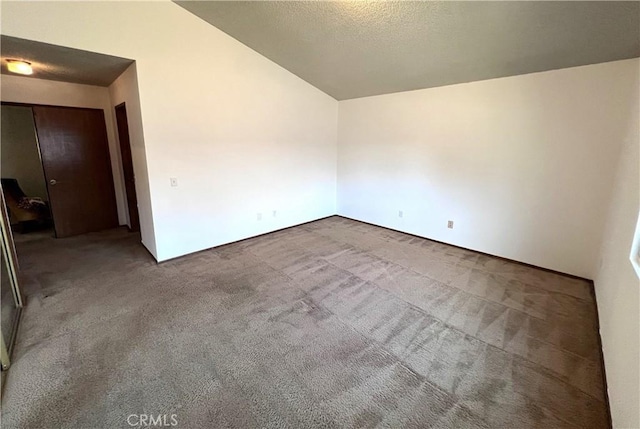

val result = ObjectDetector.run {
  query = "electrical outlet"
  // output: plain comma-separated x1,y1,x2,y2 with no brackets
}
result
257,213,262,221
170,178,178,187
398,210,403,218
447,220,454,229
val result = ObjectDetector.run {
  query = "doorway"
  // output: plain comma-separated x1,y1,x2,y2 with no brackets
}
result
0,104,53,239
1,103,119,239
115,103,140,232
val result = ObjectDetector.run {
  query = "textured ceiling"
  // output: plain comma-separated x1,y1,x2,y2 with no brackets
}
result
175,1,640,100
1,35,133,87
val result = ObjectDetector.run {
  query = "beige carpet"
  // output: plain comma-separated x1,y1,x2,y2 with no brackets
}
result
1,216,608,428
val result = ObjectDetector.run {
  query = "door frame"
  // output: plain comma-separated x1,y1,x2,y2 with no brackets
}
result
114,102,140,232
0,191,23,371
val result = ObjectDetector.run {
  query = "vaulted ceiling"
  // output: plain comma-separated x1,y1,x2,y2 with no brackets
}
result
175,1,640,100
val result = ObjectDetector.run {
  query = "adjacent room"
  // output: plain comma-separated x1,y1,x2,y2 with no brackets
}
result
0,1,638,428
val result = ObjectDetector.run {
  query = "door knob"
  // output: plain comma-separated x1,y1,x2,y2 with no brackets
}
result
49,179,57,186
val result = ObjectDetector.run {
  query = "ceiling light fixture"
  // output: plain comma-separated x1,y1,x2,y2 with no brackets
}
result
6,59,33,75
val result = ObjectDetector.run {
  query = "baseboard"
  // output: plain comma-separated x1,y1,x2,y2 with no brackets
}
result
141,240,159,263
589,282,614,429
335,215,591,282
155,215,337,264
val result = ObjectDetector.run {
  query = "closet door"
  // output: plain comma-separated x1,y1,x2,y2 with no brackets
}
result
33,106,118,238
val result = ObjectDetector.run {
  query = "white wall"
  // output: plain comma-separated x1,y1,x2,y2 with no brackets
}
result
1,1,338,261
338,59,638,279
1,75,129,226
108,63,157,256
593,69,640,428
0,105,48,201
2,1,639,426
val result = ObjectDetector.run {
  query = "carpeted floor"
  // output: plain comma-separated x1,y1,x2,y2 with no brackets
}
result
1,216,608,428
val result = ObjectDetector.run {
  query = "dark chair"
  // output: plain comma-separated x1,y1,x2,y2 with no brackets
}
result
1,178,51,232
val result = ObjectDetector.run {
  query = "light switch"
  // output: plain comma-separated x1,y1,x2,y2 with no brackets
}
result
170,178,178,187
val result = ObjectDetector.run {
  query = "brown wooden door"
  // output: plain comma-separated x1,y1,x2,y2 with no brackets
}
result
115,103,140,232
32,106,119,238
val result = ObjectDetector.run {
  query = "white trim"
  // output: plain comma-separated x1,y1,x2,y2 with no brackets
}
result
630,211,640,279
